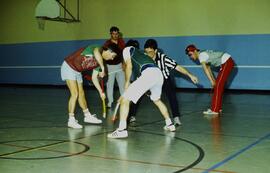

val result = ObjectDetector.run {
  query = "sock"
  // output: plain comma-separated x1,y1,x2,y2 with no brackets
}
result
69,114,75,121
83,108,91,117
165,118,172,126
118,120,127,130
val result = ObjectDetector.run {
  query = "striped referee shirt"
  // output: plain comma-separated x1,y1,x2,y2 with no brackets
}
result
155,52,177,79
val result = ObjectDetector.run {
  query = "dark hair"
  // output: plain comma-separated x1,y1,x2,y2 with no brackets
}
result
125,39,140,49
144,39,158,50
110,26,119,33
103,43,121,55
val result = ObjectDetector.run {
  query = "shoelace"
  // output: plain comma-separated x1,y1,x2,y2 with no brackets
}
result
85,114,98,119
168,123,173,127
111,129,126,136
91,114,97,117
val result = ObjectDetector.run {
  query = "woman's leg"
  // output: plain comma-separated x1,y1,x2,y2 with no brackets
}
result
77,80,102,123
66,80,82,128
66,80,79,115
77,81,88,110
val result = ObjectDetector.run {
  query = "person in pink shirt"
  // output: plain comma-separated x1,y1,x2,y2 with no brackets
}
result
61,44,118,128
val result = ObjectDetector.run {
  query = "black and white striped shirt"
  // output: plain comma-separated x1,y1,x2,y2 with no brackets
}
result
155,52,177,79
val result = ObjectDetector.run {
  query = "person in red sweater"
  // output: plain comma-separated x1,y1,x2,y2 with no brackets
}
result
103,26,126,108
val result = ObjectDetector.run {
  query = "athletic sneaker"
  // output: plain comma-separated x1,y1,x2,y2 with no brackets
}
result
84,114,102,124
107,102,112,108
128,116,136,123
203,109,219,115
68,119,83,129
107,129,128,138
163,124,176,132
173,117,182,126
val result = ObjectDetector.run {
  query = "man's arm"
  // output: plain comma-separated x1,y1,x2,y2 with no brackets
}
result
201,62,216,87
161,53,198,84
175,65,198,84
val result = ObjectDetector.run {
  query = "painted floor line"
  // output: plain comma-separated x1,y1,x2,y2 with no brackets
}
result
202,132,270,173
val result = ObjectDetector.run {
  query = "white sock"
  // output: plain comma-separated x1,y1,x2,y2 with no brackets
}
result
69,115,75,121
165,118,172,126
83,108,91,117
118,120,127,130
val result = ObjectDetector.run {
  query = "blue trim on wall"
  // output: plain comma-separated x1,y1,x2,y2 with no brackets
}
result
1,34,270,90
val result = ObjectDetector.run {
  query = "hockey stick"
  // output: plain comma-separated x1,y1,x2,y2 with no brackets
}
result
111,102,120,122
100,78,106,118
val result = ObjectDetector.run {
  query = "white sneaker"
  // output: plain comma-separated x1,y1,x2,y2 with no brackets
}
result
68,119,83,129
173,117,182,126
129,116,136,123
107,129,128,138
163,124,176,132
84,114,102,124
203,109,219,115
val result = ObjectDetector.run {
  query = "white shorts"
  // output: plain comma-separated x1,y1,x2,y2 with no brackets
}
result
122,67,164,103
60,61,83,83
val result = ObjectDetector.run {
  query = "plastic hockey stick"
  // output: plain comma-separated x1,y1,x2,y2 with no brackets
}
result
111,102,120,122
101,79,106,118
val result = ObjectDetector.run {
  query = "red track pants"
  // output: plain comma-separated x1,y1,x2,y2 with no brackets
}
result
211,58,235,112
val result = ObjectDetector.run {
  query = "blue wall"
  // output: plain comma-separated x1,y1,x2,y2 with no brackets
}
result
0,34,270,90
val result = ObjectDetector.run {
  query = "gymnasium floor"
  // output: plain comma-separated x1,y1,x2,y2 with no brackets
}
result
0,85,269,173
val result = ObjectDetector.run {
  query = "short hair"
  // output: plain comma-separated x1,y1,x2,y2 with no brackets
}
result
125,39,140,49
185,44,199,54
144,39,158,50
110,26,119,33
103,43,121,55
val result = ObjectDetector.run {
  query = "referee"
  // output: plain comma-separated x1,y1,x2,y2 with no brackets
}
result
143,39,199,125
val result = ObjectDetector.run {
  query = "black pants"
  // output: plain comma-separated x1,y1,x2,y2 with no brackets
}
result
162,76,180,118
128,76,180,119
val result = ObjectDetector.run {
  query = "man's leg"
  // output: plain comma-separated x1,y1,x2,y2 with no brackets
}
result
107,97,130,138
211,58,234,112
164,77,180,118
153,99,176,132
119,98,130,129
108,71,151,138
163,78,181,126
127,96,143,123
147,68,176,131
115,68,125,95
106,66,116,108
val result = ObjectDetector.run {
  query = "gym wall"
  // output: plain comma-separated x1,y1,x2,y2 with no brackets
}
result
0,0,269,90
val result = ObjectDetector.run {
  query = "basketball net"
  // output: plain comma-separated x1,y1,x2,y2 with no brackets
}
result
37,17,46,30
